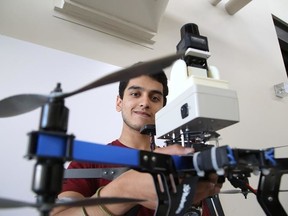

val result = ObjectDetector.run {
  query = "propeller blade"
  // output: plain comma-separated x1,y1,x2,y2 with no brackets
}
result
219,189,245,194
0,52,182,118
0,94,49,118
60,52,183,98
54,197,145,207
0,196,145,210
220,189,288,194
0,197,37,208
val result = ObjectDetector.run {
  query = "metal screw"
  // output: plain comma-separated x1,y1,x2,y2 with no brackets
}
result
143,155,149,161
267,196,273,202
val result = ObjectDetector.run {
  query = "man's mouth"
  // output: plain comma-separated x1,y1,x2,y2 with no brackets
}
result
134,111,151,118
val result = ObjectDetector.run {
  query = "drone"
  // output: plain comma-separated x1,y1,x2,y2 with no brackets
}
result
0,24,287,216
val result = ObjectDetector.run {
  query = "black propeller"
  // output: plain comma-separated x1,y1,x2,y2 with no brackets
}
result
0,94,48,118
0,52,183,118
219,189,288,194
0,196,145,211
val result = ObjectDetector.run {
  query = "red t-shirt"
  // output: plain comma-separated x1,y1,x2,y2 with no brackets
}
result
62,140,209,216
61,139,154,216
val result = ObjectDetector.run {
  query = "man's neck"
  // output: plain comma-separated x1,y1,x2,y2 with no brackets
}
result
118,126,151,151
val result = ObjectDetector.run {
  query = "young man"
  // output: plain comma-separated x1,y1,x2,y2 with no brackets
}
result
51,71,221,216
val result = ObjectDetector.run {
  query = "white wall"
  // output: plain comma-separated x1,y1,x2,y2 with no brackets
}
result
0,35,122,216
0,0,288,215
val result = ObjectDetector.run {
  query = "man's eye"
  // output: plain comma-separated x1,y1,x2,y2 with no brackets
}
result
151,96,161,102
131,92,140,97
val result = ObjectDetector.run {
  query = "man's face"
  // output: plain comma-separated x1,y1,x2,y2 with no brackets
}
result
116,75,164,132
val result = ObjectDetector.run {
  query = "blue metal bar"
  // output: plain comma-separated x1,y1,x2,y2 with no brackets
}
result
36,133,68,157
35,133,143,167
34,132,277,174
34,132,193,171
73,140,140,167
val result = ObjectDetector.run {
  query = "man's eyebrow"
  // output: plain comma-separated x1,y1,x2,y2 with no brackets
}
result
127,85,143,91
127,85,163,96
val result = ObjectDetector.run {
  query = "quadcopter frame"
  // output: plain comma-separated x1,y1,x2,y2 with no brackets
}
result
27,128,288,216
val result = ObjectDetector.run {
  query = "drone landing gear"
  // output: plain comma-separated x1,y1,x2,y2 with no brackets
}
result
152,173,199,216
257,158,288,216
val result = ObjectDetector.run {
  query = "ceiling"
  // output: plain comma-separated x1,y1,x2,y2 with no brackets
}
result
54,0,170,46
53,0,253,47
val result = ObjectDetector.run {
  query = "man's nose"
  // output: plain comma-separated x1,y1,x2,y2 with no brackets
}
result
139,96,150,108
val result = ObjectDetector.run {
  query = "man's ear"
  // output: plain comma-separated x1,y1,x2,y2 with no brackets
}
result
116,95,122,112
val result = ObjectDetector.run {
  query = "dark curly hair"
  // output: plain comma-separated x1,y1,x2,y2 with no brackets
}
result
118,71,169,106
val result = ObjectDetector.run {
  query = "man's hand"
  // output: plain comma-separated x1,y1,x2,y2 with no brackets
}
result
52,145,223,216
193,173,223,204
154,145,222,204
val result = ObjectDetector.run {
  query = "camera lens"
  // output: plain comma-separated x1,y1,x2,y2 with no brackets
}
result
180,23,200,38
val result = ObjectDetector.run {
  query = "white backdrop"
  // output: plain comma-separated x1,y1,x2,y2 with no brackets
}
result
0,35,124,216
1,0,288,215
